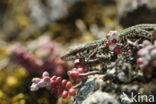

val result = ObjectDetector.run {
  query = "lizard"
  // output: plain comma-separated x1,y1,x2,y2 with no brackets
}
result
61,24,156,62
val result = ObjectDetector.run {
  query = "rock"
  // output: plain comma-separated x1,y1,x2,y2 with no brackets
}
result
82,91,120,104
74,75,103,104
117,0,156,27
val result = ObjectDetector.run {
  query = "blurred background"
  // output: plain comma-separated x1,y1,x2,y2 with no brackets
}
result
0,0,156,104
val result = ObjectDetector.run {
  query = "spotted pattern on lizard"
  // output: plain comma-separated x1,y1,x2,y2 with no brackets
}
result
61,24,156,61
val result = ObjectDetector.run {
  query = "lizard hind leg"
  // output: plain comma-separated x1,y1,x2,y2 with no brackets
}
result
132,29,153,44
135,29,152,40
96,51,116,63
121,29,152,44
85,44,100,62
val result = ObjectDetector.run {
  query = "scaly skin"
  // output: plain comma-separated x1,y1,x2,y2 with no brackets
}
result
61,24,156,61
61,38,108,61
120,24,156,41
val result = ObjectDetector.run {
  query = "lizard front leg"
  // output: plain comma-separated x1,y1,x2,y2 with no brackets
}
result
96,51,115,62
83,52,115,65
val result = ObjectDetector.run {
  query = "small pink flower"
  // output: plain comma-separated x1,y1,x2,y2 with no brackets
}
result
42,71,49,77
30,83,39,91
138,48,149,56
38,79,46,88
32,78,41,83
142,40,151,47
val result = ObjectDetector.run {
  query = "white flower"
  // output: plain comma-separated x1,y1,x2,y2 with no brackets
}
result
30,83,39,91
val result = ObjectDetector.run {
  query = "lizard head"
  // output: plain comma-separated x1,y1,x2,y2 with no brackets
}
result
61,39,106,61
61,45,91,61
61,48,77,61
